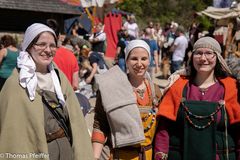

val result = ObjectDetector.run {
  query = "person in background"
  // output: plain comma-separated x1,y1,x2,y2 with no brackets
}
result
79,45,108,84
154,37,240,160
115,29,127,72
89,22,106,56
154,22,165,65
123,14,139,39
53,37,80,91
61,36,75,52
170,25,188,73
142,27,160,78
47,19,92,116
0,39,3,49
0,35,19,90
161,23,171,59
0,23,94,160
166,22,178,48
205,26,215,38
115,28,135,72
92,40,162,160
47,19,80,91
123,26,136,42
71,22,80,37
148,21,156,38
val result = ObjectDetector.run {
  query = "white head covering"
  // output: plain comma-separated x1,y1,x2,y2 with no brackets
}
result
124,39,152,84
22,23,56,51
124,39,151,61
17,23,65,106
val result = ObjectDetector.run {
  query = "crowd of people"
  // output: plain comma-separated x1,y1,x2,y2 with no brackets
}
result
0,13,239,160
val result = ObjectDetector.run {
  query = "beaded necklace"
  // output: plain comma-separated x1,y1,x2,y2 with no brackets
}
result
134,79,157,133
143,108,156,132
181,98,224,129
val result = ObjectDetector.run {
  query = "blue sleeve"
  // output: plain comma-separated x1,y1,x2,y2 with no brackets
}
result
153,40,158,51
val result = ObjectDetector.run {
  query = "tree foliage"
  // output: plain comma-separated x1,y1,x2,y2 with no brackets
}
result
118,0,213,29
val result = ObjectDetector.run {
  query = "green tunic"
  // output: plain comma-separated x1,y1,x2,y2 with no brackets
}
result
168,90,236,160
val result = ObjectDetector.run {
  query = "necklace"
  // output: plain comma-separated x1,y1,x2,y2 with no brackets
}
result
199,87,208,96
134,88,146,99
182,99,224,129
133,81,147,100
195,78,217,96
133,80,151,104
133,80,157,133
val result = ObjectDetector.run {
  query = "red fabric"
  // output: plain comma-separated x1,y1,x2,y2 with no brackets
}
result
60,0,81,6
53,47,79,86
154,118,169,160
104,13,122,58
91,129,106,144
214,35,223,45
157,76,240,124
94,17,101,25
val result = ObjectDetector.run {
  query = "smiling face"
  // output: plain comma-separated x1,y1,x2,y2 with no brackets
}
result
126,47,150,78
28,32,57,73
192,48,217,75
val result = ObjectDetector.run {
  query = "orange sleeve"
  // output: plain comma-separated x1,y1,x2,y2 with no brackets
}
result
92,92,109,144
158,76,240,124
92,129,106,144
157,77,188,121
220,77,240,124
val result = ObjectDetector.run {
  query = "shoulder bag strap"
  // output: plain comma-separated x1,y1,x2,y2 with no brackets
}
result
41,94,72,143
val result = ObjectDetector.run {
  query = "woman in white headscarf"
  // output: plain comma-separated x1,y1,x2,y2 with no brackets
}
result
154,37,240,160
92,39,162,160
0,23,93,160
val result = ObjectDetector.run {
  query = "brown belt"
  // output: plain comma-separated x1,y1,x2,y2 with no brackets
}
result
46,128,65,143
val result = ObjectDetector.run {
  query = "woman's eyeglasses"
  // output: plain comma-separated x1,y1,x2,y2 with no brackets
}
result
193,50,216,59
34,42,57,51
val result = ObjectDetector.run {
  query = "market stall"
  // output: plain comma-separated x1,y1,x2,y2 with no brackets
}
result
198,4,240,80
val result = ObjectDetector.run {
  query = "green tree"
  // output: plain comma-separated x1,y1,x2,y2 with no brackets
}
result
118,0,212,29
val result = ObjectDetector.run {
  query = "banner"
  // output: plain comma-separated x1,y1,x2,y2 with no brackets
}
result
61,0,122,7
60,0,81,6
80,0,120,7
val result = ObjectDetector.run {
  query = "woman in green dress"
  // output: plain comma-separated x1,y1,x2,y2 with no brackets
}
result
154,37,240,160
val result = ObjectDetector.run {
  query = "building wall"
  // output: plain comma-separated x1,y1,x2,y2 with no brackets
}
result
0,9,76,33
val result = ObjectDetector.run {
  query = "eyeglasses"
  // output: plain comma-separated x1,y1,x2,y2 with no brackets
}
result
34,42,57,51
193,50,216,59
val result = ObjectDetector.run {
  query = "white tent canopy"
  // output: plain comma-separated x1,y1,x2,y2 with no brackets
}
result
198,3,240,20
